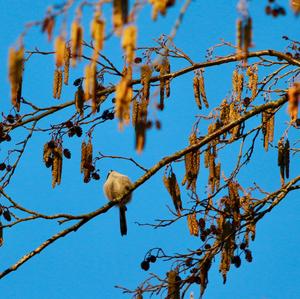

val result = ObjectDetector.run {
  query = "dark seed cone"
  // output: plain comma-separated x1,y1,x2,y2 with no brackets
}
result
119,205,127,236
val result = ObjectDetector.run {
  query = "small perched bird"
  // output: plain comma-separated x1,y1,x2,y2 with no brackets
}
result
103,170,133,236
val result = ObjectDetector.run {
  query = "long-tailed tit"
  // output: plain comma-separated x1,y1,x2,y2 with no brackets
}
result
103,170,133,236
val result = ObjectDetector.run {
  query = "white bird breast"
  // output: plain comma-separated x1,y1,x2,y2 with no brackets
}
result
103,171,132,205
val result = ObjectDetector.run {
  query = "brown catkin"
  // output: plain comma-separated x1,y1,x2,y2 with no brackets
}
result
135,98,148,153
53,69,63,99
0,221,3,247
236,19,243,55
199,72,209,108
187,213,199,236
291,0,300,14
167,270,180,299
63,44,71,85
284,139,290,179
243,17,252,55
163,171,183,216
215,162,221,191
8,46,24,111
278,138,285,184
113,0,128,35
43,142,52,165
81,141,87,173
288,83,300,121
75,85,84,117
193,76,202,109
132,99,139,127
141,65,152,101
52,145,63,188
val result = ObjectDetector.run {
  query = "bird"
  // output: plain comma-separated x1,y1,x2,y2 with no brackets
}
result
103,170,133,236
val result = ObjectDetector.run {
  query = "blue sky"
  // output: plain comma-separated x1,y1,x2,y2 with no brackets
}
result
0,0,299,298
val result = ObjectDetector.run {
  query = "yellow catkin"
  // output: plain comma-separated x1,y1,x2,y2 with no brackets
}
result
187,213,199,236
8,46,24,111
116,66,132,129
291,0,300,14
288,83,300,121
122,25,136,64
243,17,252,56
193,76,202,109
237,73,244,101
113,0,128,35
141,65,152,101
71,20,83,67
91,11,105,56
75,85,84,117
149,0,168,20
53,69,63,99
54,36,65,68
63,44,71,85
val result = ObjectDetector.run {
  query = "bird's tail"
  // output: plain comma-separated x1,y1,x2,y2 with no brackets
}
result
119,206,127,236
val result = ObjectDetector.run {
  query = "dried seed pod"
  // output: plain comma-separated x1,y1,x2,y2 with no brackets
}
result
122,25,136,64
0,221,3,247
113,0,128,35
193,76,202,109
91,11,105,53
71,20,83,66
163,170,182,216
54,36,65,68
167,270,180,299
187,213,199,236
141,65,152,101
287,83,300,122
53,69,63,99
198,71,209,108
8,46,24,111
284,139,290,179
63,44,71,85
75,85,84,117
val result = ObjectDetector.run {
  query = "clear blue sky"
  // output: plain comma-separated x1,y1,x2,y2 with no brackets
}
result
0,1,299,298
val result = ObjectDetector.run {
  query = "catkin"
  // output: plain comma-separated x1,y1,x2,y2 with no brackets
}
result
199,72,209,108
167,270,180,299
75,85,84,117
122,25,136,64
163,170,183,216
291,0,300,14
187,213,199,236
113,0,128,35
91,11,105,54
84,62,97,113
55,36,65,68
149,0,168,20
71,20,83,66
52,145,63,188
63,44,71,85
193,76,202,109
8,46,24,111
53,69,63,99
141,65,152,101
